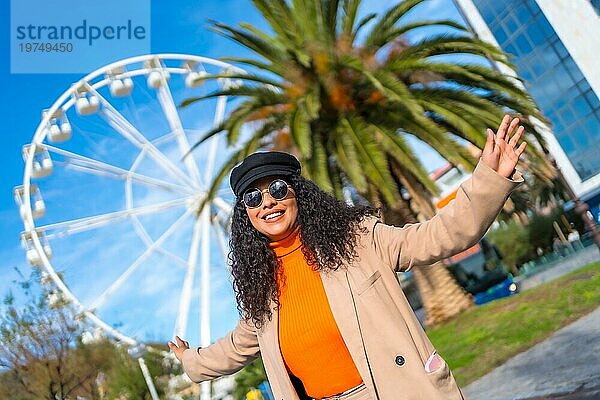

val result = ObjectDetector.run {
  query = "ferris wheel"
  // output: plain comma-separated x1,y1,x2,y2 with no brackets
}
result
14,54,247,398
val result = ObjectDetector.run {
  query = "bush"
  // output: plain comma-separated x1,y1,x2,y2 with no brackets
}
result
0,269,177,400
488,207,572,273
527,207,563,255
487,221,530,274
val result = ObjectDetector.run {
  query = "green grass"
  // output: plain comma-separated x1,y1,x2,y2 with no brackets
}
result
428,261,600,386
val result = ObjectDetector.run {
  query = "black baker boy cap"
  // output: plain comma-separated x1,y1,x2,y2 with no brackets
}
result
230,151,301,197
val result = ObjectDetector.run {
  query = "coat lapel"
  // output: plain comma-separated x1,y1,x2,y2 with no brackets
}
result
257,299,300,400
319,269,378,397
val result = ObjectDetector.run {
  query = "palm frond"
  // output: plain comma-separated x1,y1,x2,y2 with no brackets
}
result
210,21,288,65
352,12,377,41
379,109,476,170
363,0,428,50
341,116,398,204
341,0,361,37
370,122,438,195
306,135,333,191
291,0,321,41
417,100,488,147
251,0,304,48
374,19,467,49
195,125,270,214
187,71,283,88
289,103,313,157
238,22,300,57
388,157,438,218
334,130,367,192
218,57,284,76
418,64,534,106
180,84,286,108
328,159,346,199
399,34,512,68
322,0,341,41
339,55,423,116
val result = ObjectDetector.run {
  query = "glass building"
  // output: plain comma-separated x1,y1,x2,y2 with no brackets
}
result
455,0,600,221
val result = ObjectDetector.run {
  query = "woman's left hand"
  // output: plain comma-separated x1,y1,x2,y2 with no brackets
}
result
168,336,190,362
481,114,527,178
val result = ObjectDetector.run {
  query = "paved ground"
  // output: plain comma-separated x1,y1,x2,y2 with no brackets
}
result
463,306,600,400
523,387,600,400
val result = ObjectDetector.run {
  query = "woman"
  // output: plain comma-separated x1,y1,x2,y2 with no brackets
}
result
168,115,527,400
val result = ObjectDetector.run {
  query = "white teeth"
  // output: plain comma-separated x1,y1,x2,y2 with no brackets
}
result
265,211,283,220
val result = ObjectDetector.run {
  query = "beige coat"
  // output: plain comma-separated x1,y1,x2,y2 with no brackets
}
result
182,161,524,399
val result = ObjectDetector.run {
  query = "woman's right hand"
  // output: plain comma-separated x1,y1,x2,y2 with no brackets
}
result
168,336,190,362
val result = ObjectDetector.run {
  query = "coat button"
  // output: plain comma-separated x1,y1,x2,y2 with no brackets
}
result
395,355,405,366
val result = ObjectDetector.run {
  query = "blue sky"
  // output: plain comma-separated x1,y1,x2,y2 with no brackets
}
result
0,0,463,345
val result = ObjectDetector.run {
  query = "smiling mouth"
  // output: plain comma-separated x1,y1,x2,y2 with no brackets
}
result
264,210,285,220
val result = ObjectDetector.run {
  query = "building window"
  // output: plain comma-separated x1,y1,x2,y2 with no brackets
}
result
472,0,600,181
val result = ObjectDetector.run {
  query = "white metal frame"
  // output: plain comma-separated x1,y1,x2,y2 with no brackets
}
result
18,54,246,399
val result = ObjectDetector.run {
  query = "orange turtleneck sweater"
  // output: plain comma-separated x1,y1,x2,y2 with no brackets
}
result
269,227,363,398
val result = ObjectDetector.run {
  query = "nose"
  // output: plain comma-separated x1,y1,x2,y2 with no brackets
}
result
261,189,278,208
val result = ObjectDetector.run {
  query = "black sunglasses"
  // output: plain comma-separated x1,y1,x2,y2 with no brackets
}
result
242,179,293,208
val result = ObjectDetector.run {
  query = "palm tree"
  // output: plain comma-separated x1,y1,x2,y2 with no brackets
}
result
181,0,555,324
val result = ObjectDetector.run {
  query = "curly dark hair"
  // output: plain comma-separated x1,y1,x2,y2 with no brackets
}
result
228,174,377,329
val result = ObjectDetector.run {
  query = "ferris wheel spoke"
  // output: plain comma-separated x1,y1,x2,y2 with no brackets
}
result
210,206,230,232
88,208,193,311
155,82,202,183
89,88,199,189
158,249,188,269
45,144,192,195
216,187,232,195
211,222,230,272
174,216,203,338
38,196,191,239
213,196,233,215
60,162,189,195
151,131,177,147
203,95,227,187
199,205,211,348
131,215,188,269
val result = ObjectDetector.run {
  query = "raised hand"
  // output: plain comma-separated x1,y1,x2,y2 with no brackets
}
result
481,114,528,178
168,335,190,362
